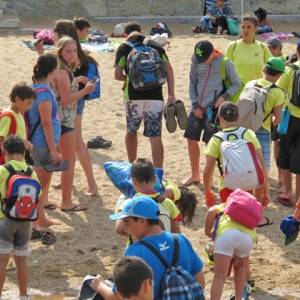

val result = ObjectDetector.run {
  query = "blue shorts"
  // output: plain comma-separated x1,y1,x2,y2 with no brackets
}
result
61,125,74,136
184,111,217,143
76,98,86,115
256,127,271,170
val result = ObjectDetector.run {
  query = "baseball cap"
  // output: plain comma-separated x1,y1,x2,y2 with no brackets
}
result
280,215,300,245
194,40,214,63
217,101,239,122
265,37,282,49
109,195,160,220
266,57,285,73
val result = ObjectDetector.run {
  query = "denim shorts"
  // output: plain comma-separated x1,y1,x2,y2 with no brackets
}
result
31,146,52,168
256,127,271,171
0,218,32,256
76,98,86,115
61,125,74,136
184,111,217,143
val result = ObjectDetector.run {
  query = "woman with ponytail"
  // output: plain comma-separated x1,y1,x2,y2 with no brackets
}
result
27,53,61,231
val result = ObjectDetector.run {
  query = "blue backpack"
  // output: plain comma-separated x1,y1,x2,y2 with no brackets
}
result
139,234,205,300
86,62,101,100
103,161,164,198
126,41,167,91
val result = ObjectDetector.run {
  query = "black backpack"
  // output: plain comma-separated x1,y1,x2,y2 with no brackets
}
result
288,64,300,107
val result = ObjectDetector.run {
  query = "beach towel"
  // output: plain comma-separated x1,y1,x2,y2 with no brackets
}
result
261,32,294,41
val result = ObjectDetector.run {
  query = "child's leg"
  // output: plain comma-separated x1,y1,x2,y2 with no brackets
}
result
233,257,249,300
0,254,10,296
13,255,28,296
211,254,232,300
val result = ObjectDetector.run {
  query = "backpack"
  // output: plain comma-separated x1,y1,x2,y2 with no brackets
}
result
126,41,167,91
237,80,275,132
1,164,40,221
215,127,264,191
150,22,172,37
139,234,205,300
86,62,101,100
0,111,17,165
220,57,244,103
224,188,262,229
288,64,300,108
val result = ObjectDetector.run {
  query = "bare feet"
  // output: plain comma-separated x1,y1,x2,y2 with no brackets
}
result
85,186,98,197
35,218,60,228
182,177,201,187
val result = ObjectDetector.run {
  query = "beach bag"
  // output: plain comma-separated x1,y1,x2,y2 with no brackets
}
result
33,29,54,45
86,62,101,100
139,235,205,300
227,17,240,36
1,164,40,221
224,189,262,229
0,111,17,165
88,30,108,44
103,161,164,198
220,57,244,103
150,22,172,37
215,127,264,191
237,80,275,132
288,64,300,107
126,41,167,91
277,107,291,135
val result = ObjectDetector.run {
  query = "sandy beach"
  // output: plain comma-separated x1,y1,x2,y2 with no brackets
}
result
0,20,300,299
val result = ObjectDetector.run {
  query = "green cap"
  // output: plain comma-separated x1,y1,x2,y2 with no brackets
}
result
266,57,285,73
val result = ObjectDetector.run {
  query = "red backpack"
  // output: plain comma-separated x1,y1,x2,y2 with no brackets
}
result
0,111,17,165
1,164,40,221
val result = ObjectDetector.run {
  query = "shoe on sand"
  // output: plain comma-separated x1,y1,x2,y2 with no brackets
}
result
164,102,177,133
174,99,188,130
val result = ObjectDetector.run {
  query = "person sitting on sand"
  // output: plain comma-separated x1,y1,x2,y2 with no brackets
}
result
254,7,273,34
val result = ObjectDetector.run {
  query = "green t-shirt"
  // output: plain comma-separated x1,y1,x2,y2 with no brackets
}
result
277,61,300,118
225,39,272,85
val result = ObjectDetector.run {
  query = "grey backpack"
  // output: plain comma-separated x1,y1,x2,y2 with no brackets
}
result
288,64,300,107
237,80,275,132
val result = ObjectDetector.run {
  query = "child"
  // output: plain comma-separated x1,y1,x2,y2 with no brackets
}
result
0,83,36,164
203,102,269,207
0,137,40,300
115,159,182,239
201,0,233,34
204,189,260,300
254,7,273,34
73,17,91,42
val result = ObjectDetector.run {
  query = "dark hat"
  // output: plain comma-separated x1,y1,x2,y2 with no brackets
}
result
194,40,214,63
217,101,239,122
280,215,300,245
265,37,282,49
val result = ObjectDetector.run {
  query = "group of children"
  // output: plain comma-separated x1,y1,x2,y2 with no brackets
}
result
0,9,300,300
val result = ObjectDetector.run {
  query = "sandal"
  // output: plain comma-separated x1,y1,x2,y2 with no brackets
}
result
164,102,177,133
258,216,274,228
277,195,294,207
61,204,87,212
174,100,188,130
87,136,112,149
40,231,57,245
44,204,58,210
31,228,42,240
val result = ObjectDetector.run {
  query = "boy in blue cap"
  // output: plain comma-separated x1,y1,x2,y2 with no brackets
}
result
91,195,205,300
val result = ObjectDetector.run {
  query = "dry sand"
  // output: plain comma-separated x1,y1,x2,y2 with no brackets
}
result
0,21,300,299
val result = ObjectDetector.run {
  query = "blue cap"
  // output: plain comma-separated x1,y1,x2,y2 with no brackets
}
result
280,215,300,245
109,195,160,221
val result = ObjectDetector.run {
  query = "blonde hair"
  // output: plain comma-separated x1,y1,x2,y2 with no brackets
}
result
55,36,77,72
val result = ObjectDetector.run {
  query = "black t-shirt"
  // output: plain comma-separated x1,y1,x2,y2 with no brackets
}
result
114,36,168,101
74,62,89,99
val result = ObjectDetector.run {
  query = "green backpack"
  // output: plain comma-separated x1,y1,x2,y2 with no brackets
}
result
220,56,244,103
227,18,240,36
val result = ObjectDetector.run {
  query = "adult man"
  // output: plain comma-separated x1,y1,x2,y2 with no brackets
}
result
91,195,205,300
114,22,176,168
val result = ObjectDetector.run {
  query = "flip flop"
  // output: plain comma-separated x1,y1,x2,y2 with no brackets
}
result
40,231,57,245
174,100,188,130
182,178,201,187
164,102,177,133
277,195,294,207
61,204,87,212
44,204,58,210
258,216,274,228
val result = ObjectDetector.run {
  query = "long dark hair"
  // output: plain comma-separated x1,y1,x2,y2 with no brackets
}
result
54,19,97,66
32,53,57,83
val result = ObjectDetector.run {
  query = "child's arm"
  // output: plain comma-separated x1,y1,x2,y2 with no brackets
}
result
195,271,206,289
204,206,219,239
203,155,217,202
272,104,283,127
91,275,121,300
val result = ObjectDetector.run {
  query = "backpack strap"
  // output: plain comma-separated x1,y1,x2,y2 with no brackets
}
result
0,111,17,136
4,164,33,178
172,234,179,267
138,240,169,269
287,64,299,71
125,41,135,48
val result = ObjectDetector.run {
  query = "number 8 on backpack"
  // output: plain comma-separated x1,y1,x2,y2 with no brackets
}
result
2,164,40,221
